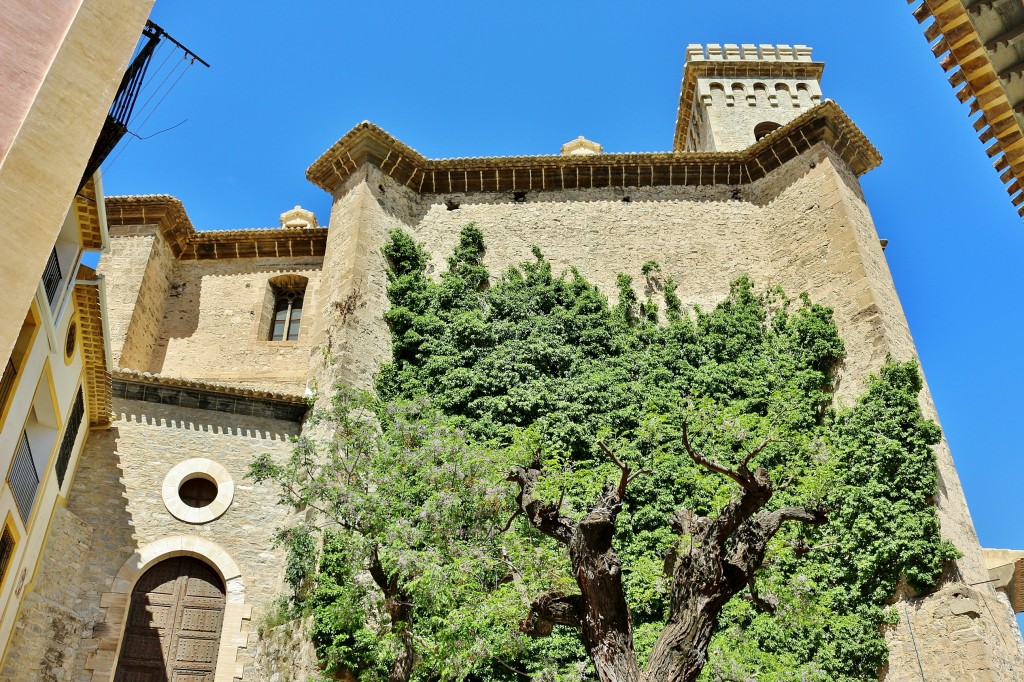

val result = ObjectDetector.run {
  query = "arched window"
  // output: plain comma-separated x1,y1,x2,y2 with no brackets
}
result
754,121,782,141
267,275,307,342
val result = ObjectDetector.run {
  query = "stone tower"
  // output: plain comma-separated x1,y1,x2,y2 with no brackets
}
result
676,43,823,152
3,43,1022,682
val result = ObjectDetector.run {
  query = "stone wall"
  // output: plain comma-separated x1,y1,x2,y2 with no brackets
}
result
101,226,175,372
0,397,299,681
99,225,323,394
153,258,322,393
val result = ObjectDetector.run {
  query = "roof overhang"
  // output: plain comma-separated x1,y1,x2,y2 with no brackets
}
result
306,101,880,196
104,195,328,260
909,0,1024,218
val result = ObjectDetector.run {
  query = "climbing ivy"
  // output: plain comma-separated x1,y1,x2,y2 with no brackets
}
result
287,223,955,681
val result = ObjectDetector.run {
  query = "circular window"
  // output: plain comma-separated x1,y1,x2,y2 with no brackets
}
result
179,476,218,508
64,322,77,361
162,459,234,524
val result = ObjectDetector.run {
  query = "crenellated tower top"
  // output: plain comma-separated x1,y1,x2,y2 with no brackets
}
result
674,43,825,152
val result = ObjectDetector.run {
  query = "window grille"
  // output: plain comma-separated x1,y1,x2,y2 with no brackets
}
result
55,388,85,488
9,433,39,523
0,359,16,413
42,248,63,307
0,525,13,588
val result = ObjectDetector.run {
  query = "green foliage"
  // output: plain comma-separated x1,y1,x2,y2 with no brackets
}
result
252,388,550,680
267,223,955,681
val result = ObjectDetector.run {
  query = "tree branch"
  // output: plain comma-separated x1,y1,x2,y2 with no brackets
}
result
507,464,575,545
746,578,778,614
519,592,584,637
598,440,651,503
758,505,829,538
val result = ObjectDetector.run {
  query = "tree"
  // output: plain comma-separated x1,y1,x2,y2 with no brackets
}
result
259,223,956,681
250,391,520,681
375,224,956,681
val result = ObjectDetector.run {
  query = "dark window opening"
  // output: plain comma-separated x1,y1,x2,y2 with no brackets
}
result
0,526,14,588
9,433,39,522
179,477,218,508
754,121,782,141
55,388,85,488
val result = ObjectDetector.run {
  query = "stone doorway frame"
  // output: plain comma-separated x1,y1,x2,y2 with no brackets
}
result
84,536,252,682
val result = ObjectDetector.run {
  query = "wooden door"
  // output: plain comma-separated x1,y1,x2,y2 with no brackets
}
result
114,556,226,682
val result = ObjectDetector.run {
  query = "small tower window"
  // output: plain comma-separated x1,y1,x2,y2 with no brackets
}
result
754,121,782,141
270,286,304,341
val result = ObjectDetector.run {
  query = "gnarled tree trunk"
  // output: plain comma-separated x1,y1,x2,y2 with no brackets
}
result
509,431,828,682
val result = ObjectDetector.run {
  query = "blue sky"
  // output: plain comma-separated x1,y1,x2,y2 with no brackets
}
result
104,1,1024,595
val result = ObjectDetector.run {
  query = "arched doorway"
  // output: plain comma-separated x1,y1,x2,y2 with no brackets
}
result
113,556,226,681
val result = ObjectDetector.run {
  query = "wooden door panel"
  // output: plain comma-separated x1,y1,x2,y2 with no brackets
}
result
114,557,226,682
179,606,221,633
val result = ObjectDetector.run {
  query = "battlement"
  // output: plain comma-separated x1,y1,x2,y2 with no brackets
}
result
684,43,814,64
675,43,825,152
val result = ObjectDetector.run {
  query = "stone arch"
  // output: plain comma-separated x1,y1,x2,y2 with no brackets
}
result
729,82,746,106
774,82,794,107
795,82,814,107
84,536,251,682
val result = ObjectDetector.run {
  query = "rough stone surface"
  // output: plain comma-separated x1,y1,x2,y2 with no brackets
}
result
100,224,321,393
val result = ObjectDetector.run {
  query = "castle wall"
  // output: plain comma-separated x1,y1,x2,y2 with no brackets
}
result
312,148,1023,679
99,226,323,394
692,77,821,152
154,258,322,393
99,226,175,372
0,398,298,682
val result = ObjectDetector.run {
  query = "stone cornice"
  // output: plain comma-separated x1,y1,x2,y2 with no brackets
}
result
104,195,328,260
306,101,879,196
111,369,308,422
910,0,1024,218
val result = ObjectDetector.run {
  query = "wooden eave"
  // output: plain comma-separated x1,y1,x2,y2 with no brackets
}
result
74,177,104,250
910,0,1024,218
672,59,825,152
74,275,112,428
306,101,880,196
104,195,328,261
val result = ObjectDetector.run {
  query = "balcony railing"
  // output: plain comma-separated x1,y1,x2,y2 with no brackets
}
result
55,388,84,488
42,248,62,308
9,433,39,523
0,359,15,413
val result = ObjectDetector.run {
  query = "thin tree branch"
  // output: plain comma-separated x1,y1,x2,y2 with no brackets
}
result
746,578,778,614
598,440,651,502
680,420,748,488
507,465,575,544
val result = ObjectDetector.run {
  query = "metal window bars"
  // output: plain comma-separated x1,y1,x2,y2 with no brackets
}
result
42,247,62,308
9,432,39,523
55,388,84,488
